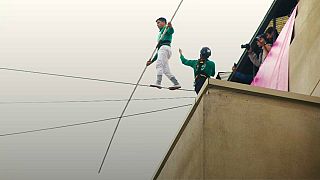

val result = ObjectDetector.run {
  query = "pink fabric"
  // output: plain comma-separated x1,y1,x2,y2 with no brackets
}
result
251,6,297,91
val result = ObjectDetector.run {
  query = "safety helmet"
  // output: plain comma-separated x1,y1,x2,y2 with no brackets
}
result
200,47,211,58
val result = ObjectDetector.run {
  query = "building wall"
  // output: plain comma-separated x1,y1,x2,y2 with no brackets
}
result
204,87,320,178
289,0,320,97
156,97,204,180
154,80,320,179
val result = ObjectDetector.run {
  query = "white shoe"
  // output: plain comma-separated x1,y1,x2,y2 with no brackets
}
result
150,84,162,89
169,84,181,90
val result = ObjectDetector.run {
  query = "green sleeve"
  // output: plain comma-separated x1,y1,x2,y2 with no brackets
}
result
211,62,216,77
151,53,158,62
180,55,195,67
166,27,174,35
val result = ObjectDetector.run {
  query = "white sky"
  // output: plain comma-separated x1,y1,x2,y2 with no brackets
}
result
0,0,274,179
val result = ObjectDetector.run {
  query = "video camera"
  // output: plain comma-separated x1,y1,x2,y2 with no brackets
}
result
241,44,250,50
241,33,267,50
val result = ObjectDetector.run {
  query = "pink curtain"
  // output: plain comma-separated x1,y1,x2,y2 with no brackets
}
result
251,5,297,91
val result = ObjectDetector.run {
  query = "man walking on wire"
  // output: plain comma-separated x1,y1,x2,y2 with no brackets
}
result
179,47,215,94
146,17,181,90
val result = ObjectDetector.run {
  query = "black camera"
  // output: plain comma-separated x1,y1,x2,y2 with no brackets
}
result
256,33,267,41
241,43,250,50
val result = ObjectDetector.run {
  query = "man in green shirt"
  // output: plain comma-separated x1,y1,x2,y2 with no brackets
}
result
146,17,181,90
179,47,215,94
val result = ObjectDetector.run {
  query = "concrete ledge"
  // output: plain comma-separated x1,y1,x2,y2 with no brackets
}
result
208,79,320,105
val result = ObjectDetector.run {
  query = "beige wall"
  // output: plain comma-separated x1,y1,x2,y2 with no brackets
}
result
289,0,320,97
154,80,320,179
156,98,204,180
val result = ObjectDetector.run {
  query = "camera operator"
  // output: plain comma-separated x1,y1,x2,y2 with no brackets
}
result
247,34,271,68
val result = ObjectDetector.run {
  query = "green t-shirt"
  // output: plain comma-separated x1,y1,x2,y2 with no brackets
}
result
180,55,215,78
151,26,174,62
157,26,174,42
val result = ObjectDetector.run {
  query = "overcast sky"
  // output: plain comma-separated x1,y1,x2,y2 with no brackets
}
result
0,0,273,179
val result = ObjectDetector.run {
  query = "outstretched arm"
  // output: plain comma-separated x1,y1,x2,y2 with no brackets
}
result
151,53,158,62
146,53,158,66
179,49,195,67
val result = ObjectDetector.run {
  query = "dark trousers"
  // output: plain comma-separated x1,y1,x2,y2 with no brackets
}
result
234,72,253,84
195,77,207,94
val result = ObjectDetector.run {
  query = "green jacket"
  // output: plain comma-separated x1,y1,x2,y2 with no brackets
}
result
151,26,174,62
180,55,215,78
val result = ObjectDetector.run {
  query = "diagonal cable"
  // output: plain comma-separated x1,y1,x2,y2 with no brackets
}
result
0,104,192,137
97,0,185,173
0,97,195,105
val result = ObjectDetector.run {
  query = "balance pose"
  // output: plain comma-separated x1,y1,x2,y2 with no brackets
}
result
147,17,181,90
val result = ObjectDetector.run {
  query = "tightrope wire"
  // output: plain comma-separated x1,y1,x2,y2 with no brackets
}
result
0,67,194,92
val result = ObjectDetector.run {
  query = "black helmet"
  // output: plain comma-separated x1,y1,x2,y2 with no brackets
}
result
200,47,211,58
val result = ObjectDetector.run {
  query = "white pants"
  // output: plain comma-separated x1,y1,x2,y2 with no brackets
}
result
156,45,174,79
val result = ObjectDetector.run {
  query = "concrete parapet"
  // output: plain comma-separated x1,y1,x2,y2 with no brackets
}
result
154,79,320,179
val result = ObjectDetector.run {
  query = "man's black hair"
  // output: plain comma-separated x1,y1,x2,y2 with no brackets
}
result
265,26,279,44
256,33,267,41
266,26,278,35
156,17,167,23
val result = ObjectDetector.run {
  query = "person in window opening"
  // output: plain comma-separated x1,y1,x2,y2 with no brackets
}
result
234,29,276,84
179,47,215,94
248,34,272,68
